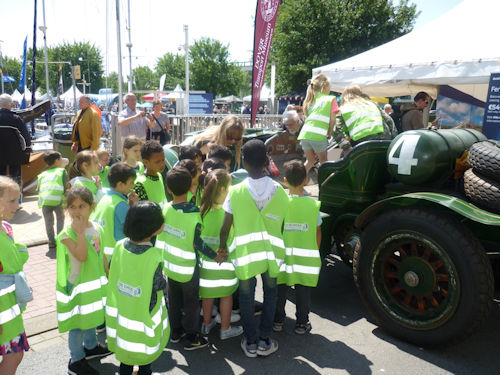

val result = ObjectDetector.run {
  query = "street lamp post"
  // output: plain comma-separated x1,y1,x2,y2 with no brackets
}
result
78,54,91,94
183,25,189,116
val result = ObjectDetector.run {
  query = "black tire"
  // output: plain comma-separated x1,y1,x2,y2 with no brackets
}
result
468,140,500,182
353,208,493,347
463,169,500,213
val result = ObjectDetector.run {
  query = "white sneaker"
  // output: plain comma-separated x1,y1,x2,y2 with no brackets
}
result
220,325,244,340
200,319,216,335
215,312,240,324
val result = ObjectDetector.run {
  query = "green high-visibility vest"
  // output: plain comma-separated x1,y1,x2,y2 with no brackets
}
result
56,225,107,333
98,166,110,188
339,100,384,141
38,167,65,207
0,232,28,345
298,94,336,142
135,161,145,175
228,182,288,280
156,204,199,282
106,240,169,366
70,177,103,202
91,191,127,257
135,173,166,205
277,196,321,287
199,208,237,298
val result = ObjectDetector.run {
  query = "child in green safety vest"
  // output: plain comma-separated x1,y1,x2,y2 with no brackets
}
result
157,166,226,351
37,151,69,248
178,159,201,206
218,139,289,358
0,177,30,374
95,149,111,189
106,201,169,375
91,163,138,258
122,135,145,175
133,140,167,205
68,150,104,203
273,160,322,335
199,168,243,341
56,186,110,375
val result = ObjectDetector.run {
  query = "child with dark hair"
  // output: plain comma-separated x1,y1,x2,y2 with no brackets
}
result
157,167,225,351
273,159,322,335
122,136,144,174
178,145,202,167
133,140,167,204
56,186,109,375
207,144,232,170
106,201,169,375
91,163,138,258
177,159,201,206
218,139,288,358
199,158,227,189
38,151,69,248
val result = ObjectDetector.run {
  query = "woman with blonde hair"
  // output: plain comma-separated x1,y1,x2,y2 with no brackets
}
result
334,85,397,154
297,74,338,173
194,115,245,171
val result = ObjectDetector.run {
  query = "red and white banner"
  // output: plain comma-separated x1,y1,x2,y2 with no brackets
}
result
250,0,280,127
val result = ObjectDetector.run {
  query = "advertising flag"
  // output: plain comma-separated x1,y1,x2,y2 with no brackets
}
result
58,65,64,97
19,36,28,92
250,0,280,127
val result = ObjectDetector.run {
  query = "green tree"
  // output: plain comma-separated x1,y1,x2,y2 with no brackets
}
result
132,65,157,91
155,52,185,90
189,37,249,97
272,0,418,94
1,56,21,93
23,41,104,95
107,72,125,93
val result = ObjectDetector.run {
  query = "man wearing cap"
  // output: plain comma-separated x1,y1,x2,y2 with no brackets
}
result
0,93,31,195
118,92,154,142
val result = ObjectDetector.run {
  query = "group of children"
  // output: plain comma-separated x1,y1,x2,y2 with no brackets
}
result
0,135,323,374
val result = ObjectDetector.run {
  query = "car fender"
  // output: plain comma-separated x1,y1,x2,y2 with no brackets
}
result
355,192,500,230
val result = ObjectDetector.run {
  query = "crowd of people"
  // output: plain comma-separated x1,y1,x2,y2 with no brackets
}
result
0,76,437,374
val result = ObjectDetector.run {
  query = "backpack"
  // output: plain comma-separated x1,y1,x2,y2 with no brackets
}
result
390,110,409,133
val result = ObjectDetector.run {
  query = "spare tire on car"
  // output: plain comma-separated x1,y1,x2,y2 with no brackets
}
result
464,169,500,213
468,140,500,183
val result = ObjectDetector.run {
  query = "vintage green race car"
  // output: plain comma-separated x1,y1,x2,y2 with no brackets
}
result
318,128,500,346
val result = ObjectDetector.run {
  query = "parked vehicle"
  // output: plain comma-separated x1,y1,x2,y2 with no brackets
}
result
318,128,500,346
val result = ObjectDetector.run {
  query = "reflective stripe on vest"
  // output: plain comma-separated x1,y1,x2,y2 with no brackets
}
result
340,101,384,141
278,196,321,287
38,168,65,207
0,304,21,325
298,94,335,142
106,320,168,356
56,225,107,332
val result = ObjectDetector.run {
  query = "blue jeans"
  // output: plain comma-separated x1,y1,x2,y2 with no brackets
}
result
238,271,277,344
68,328,97,363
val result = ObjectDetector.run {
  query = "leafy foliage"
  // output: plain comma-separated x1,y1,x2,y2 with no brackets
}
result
272,0,418,94
189,37,249,97
132,65,157,91
155,52,186,90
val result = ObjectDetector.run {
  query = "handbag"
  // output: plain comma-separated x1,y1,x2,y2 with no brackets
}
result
152,114,171,145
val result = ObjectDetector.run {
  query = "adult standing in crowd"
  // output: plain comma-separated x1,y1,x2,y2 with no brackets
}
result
334,85,398,154
297,74,338,173
150,100,171,145
383,103,393,115
0,94,31,201
400,91,436,131
193,114,244,172
71,95,102,152
118,93,153,142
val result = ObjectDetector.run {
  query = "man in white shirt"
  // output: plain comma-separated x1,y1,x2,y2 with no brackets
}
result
118,93,154,142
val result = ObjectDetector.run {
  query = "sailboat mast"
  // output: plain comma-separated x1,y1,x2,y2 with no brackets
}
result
41,0,50,99
116,0,123,112
126,0,133,92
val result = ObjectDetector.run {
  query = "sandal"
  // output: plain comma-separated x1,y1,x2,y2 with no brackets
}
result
294,322,312,335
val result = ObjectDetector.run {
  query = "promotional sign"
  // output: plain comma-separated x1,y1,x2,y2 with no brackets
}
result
482,73,500,140
250,0,280,127
189,93,213,115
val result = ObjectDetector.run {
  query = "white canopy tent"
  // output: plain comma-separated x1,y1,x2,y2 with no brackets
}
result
60,85,83,100
313,0,500,101
243,84,271,102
